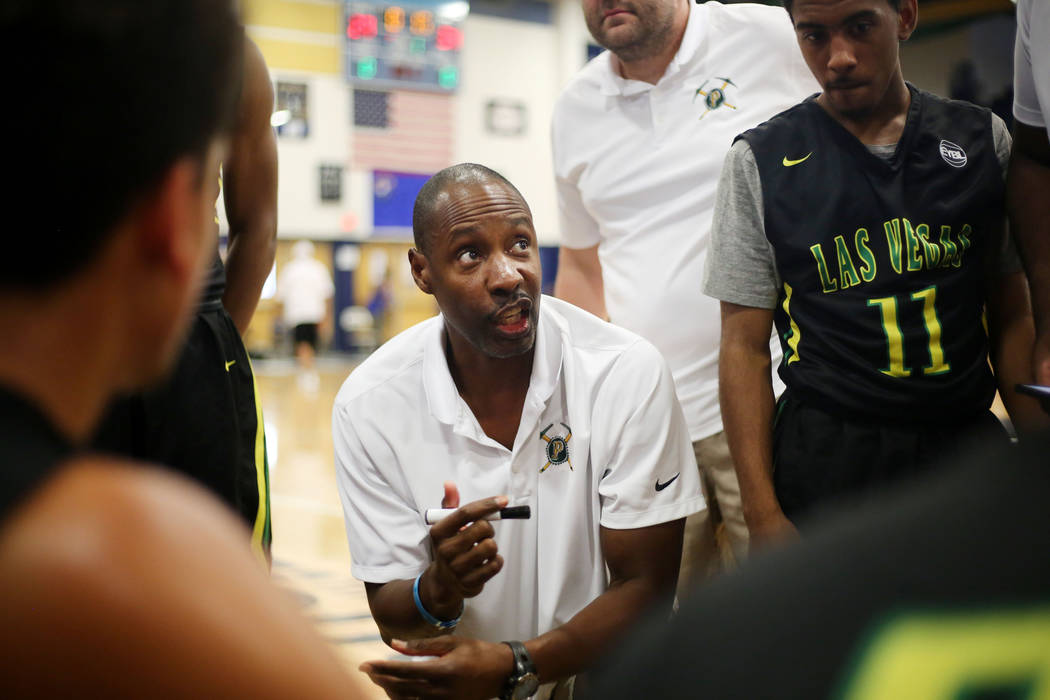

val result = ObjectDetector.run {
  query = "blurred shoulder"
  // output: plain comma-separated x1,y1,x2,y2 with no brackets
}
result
0,455,251,580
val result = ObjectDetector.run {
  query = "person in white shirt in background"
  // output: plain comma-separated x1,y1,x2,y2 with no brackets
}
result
1010,0,1050,388
334,163,703,700
276,239,334,392
552,0,818,592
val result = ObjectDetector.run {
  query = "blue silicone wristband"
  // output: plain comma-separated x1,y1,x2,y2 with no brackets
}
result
413,573,462,629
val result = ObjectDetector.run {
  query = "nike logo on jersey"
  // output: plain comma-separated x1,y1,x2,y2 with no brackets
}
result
655,474,680,492
783,152,812,167
225,360,236,371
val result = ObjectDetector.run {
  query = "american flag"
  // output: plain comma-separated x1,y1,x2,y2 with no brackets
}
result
352,89,454,174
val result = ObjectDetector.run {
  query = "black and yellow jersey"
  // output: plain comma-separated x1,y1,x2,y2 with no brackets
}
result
740,86,1005,421
587,432,1050,699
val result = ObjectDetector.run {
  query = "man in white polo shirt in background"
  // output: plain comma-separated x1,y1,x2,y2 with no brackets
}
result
333,163,702,700
552,0,817,586
276,239,335,391
1010,0,1050,386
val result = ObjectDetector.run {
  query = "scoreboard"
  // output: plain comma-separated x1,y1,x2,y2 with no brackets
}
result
344,0,467,92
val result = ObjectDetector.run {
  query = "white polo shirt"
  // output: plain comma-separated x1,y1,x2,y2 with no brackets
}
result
552,1,816,441
276,255,334,326
1014,0,1050,133
333,296,703,644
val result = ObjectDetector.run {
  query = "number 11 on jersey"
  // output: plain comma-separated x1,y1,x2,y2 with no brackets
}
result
868,285,952,378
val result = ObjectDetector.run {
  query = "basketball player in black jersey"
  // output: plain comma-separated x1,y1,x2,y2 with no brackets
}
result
92,36,278,561
703,0,1047,547
0,1,365,695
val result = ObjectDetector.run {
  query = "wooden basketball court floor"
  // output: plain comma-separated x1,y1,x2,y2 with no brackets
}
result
255,356,389,697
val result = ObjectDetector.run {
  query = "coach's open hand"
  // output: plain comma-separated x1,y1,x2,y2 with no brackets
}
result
417,483,507,619
361,636,514,700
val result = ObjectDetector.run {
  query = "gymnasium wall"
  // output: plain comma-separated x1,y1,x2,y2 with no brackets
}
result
455,13,564,240
236,0,586,245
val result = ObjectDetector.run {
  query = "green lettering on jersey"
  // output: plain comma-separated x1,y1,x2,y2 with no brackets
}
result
911,286,951,375
884,219,903,274
868,296,911,377
782,282,802,364
938,225,959,269
916,223,942,269
903,218,924,272
810,244,838,293
855,228,877,283
835,235,861,289
835,607,1050,700
954,224,973,269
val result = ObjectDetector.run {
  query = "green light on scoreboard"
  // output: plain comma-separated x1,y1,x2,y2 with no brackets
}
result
410,37,426,54
357,57,378,79
438,65,458,89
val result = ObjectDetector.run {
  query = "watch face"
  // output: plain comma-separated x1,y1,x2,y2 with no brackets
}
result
511,672,540,700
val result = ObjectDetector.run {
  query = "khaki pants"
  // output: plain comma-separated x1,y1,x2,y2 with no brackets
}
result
676,431,750,600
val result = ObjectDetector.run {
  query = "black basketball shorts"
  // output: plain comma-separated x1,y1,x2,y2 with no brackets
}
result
92,307,271,559
293,322,319,351
772,392,1008,524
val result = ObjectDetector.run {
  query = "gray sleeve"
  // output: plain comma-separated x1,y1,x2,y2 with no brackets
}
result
991,113,1023,275
993,112,1012,177
702,139,781,309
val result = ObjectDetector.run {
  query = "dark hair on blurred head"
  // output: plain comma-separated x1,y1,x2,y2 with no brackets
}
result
412,163,527,255
0,0,243,289
781,0,901,16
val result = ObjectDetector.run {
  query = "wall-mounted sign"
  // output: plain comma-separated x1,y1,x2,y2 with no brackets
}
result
372,170,430,232
344,0,467,93
319,164,343,202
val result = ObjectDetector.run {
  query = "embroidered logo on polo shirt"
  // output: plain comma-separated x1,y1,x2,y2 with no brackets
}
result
539,422,573,473
939,140,967,168
693,77,738,120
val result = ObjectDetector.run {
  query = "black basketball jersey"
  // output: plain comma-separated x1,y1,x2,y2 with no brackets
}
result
199,171,226,311
199,250,226,311
740,85,1005,421
0,385,72,524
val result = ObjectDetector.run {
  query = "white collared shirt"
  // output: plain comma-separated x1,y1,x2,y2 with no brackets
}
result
1014,0,1050,132
333,296,703,643
552,1,816,441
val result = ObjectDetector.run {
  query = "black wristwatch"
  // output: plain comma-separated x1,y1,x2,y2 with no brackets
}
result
501,640,539,700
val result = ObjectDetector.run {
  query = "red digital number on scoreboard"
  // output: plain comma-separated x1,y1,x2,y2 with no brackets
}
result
435,24,462,51
347,13,378,39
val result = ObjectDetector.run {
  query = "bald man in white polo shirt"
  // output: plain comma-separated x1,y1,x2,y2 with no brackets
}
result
334,163,703,700
553,0,817,587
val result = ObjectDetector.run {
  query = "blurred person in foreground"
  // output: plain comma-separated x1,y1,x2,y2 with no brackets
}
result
586,424,1050,699
0,1,367,696
705,0,1045,550
334,163,703,699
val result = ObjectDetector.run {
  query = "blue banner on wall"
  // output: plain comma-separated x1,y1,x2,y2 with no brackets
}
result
372,170,431,233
